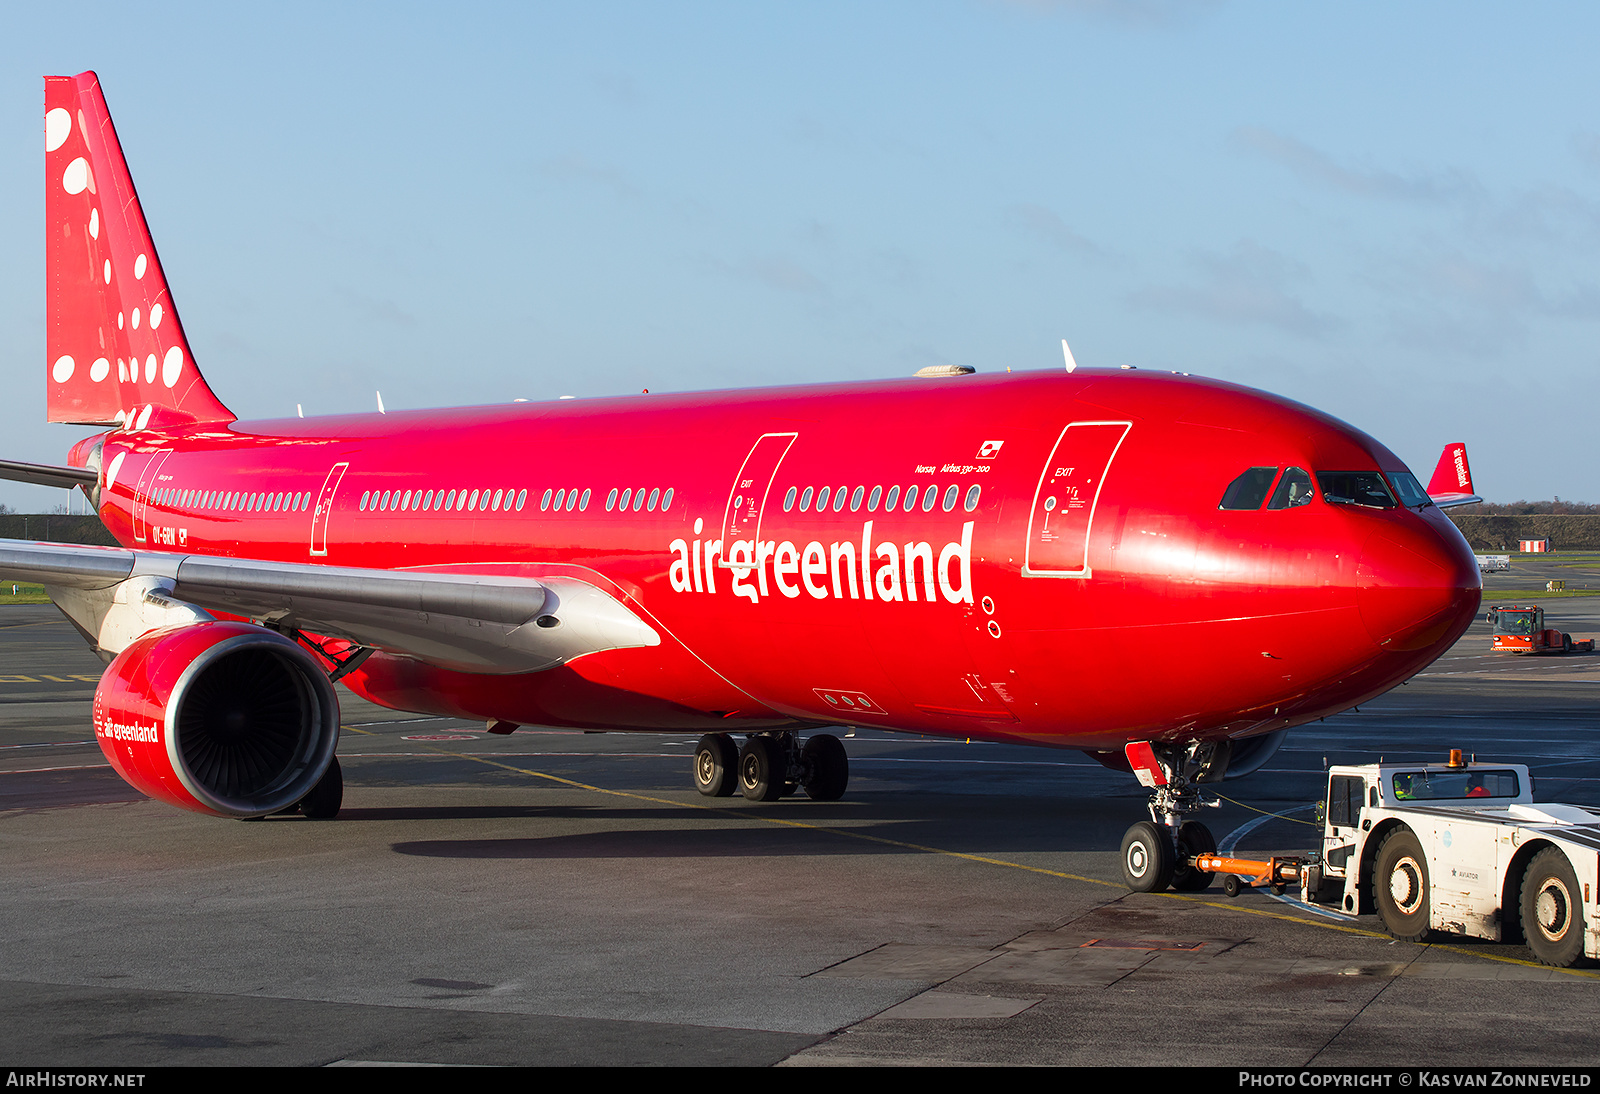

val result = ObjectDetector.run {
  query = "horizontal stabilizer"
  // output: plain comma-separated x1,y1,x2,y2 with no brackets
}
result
0,458,97,490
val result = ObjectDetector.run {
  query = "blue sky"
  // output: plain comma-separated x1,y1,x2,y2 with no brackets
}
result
3,2,1598,509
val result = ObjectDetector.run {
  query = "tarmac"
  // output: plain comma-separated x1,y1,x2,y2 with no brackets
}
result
1,551,1598,1066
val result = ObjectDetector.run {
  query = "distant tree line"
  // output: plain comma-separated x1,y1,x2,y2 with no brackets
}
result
1450,500,1600,516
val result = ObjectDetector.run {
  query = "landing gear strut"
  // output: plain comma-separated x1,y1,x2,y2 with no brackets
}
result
1119,741,1223,892
692,732,850,803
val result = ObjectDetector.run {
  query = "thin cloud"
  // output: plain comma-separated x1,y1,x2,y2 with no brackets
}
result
999,0,1224,28
1232,126,1479,204
1010,203,1104,258
536,154,639,199
733,255,827,295
1129,239,1341,338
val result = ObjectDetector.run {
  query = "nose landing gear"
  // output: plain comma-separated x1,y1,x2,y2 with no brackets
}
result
1119,740,1223,893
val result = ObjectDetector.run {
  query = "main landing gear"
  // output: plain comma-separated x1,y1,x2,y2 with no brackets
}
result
1119,741,1223,893
693,731,849,803
297,756,343,820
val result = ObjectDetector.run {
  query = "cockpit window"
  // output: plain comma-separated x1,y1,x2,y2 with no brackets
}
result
1219,467,1278,510
1267,467,1314,509
1387,471,1431,508
1317,471,1396,509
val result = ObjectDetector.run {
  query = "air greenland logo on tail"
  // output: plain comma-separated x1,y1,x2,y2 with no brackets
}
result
1451,446,1469,490
669,520,975,606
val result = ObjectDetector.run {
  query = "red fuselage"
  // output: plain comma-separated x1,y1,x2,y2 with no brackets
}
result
78,369,1482,752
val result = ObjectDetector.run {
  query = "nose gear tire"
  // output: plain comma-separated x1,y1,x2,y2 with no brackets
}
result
1171,820,1217,891
1121,820,1175,893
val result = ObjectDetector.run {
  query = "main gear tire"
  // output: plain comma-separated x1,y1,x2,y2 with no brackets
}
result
298,756,343,820
694,734,739,797
739,736,785,802
801,734,849,801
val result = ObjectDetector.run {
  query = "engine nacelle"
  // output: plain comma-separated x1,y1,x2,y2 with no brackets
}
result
93,621,340,818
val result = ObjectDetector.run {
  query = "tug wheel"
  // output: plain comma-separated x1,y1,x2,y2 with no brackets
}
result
1522,848,1586,967
1374,828,1431,942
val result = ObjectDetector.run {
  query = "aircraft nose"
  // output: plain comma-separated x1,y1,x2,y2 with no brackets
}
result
1356,515,1482,653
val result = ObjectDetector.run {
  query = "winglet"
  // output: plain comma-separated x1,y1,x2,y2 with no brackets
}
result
45,71,234,430
1426,442,1482,509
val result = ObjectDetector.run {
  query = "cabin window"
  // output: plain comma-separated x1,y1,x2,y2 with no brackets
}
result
868,486,882,512
816,486,831,512
648,487,660,511
902,485,917,512
1318,471,1395,509
566,489,578,512
964,485,981,512
579,488,591,511
922,485,938,512
850,486,865,512
517,489,527,511
606,488,618,512
942,485,958,511
833,486,847,512
445,489,457,511
799,487,813,511
659,488,670,511
885,485,900,511
1218,467,1278,511
783,486,796,512
633,488,646,511
1267,468,1314,510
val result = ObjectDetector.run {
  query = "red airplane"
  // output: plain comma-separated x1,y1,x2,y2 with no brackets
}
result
1,72,1483,894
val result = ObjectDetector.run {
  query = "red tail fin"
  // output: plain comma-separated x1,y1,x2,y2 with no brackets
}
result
45,71,233,429
1426,442,1473,497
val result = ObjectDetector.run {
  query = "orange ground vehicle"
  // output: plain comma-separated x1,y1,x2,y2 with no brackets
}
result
1486,604,1594,654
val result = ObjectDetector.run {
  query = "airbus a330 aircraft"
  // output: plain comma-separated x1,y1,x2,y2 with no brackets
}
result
1,73,1484,894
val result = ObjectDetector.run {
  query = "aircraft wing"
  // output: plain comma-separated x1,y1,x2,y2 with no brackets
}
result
1425,442,1482,509
0,539,659,673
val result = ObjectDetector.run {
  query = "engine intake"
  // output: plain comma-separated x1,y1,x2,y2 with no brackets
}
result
93,621,339,817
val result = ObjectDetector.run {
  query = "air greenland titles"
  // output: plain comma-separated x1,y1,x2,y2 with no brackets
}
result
668,518,975,606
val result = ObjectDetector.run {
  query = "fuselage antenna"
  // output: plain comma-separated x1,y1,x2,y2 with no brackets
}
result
1062,339,1078,373
376,391,386,414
